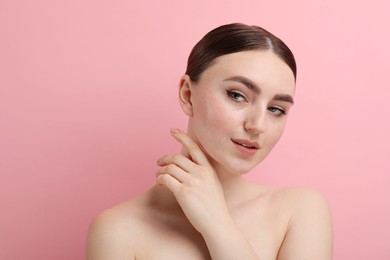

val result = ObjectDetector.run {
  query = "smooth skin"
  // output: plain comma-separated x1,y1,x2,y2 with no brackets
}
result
87,51,333,260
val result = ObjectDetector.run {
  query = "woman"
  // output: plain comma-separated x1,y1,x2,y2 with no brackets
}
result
87,23,333,260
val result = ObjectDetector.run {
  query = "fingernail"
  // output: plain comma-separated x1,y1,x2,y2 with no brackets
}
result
170,128,180,135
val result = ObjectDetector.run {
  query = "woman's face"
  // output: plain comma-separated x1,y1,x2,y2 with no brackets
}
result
184,50,295,175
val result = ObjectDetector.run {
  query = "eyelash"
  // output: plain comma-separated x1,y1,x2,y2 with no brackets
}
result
226,90,247,102
226,90,287,116
268,107,287,116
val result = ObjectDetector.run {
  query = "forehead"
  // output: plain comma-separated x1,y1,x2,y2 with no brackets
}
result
199,50,296,95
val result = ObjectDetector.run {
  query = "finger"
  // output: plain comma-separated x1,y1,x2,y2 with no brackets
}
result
157,153,196,173
156,174,181,193
156,164,192,183
170,128,210,166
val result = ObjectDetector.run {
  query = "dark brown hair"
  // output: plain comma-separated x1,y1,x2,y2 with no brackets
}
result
185,23,297,82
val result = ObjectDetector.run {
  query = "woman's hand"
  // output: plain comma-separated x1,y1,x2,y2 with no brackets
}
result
156,128,230,235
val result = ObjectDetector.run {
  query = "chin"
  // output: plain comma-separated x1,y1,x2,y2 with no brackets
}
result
205,149,265,175
231,165,257,175
213,159,259,175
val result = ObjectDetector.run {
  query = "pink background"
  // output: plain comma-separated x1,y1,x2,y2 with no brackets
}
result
1,0,389,259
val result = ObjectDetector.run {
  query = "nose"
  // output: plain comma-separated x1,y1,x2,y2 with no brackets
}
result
244,107,267,134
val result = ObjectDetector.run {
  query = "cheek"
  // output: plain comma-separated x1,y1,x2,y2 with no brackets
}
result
267,121,287,145
192,97,237,151
199,98,234,133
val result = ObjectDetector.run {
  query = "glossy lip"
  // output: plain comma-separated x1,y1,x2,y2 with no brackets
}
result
231,138,260,149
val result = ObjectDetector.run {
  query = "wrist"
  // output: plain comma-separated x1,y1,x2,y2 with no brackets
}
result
200,215,237,240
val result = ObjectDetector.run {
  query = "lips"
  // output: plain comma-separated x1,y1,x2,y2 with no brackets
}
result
231,138,260,149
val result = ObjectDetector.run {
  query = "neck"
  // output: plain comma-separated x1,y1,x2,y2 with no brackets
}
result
151,171,251,212
208,156,254,208
178,130,254,207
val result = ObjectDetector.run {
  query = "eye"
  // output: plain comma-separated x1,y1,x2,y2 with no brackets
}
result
268,106,287,116
226,90,247,102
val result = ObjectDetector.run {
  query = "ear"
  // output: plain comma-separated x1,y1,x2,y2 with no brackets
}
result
178,75,194,117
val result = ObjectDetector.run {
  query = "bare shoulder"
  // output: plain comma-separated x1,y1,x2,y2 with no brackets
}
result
267,186,333,232
86,195,147,260
250,184,330,211
269,187,333,260
269,186,331,210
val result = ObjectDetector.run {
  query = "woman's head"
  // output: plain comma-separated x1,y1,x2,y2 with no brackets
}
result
185,23,297,83
178,23,296,175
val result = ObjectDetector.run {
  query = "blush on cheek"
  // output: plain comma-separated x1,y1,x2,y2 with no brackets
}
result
192,101,232,156
266,126,285,152
204,101,232,129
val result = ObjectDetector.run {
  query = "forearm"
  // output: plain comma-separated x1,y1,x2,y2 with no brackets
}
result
201,217,260,260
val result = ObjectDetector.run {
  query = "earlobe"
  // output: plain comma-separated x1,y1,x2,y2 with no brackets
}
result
178,75,193,117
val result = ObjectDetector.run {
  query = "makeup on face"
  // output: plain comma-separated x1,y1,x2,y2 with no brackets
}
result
186,50,296,174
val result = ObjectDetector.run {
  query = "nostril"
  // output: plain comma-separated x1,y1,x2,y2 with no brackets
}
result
244,117,266,134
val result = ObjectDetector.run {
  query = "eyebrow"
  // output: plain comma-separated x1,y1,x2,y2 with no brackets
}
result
223,76,294,105
273,94,294,105
224,76,260,94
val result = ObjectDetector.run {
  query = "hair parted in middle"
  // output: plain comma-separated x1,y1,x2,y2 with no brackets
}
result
185,23,297,83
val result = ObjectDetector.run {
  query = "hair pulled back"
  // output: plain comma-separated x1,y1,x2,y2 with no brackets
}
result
185,23,297,82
